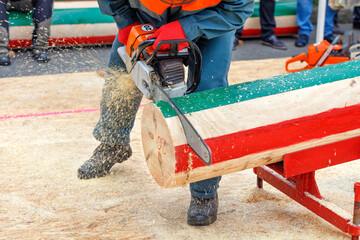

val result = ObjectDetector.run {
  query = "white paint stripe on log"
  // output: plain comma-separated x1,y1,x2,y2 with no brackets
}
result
53,1,99,9
243,15,297,29
165,77,360,146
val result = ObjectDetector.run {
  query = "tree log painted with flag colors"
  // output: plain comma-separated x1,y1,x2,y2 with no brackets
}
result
141,60,360,188
8,0,297,48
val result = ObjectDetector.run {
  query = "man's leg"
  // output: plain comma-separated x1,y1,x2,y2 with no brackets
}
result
354,7,360,29
0,0,10,65
333,10,344,34
187,31,234,226
324,1,336,42
260,0,286,50
78,35,143,179
295,0,313,47
260,0,275,39
233,27,243,50
31,0,53,62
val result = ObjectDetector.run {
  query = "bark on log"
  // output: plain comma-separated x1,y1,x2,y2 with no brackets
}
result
141,60,360,188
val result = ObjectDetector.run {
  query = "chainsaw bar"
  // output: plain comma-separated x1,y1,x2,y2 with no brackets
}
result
315,35,341,68
153,81,212,166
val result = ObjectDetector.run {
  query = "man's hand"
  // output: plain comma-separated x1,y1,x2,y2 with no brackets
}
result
118,22,140,45
147,21,188,51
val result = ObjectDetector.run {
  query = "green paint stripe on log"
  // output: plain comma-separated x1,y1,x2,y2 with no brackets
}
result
251,1,297,18
8,8,113,26
8,1,295,26
157,60,360,118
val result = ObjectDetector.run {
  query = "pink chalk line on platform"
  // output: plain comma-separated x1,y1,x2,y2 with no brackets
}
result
0,104,146,120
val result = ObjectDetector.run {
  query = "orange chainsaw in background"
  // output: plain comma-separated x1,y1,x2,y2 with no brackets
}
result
285,33,360,73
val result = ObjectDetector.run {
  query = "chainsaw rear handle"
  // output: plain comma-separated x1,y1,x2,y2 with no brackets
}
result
285,53,311,73
135,38,202,95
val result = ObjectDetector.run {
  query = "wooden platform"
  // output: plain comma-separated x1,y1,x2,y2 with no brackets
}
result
1,58,356,239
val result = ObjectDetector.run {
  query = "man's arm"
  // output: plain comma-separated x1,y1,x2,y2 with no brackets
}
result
97,0,138,29
179,0,255,41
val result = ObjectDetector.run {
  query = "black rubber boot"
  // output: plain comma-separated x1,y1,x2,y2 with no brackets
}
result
32,18,51,63
77,143,132,179
0,26,10,65
0,53,10,66
187,194,218,226
295,34,309,47
32,49,50,63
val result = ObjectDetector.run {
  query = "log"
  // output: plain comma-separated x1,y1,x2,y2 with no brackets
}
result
141,60,360,188
8,1,297,48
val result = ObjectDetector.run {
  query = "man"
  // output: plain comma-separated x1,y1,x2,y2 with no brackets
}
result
233,0,287,50
0,0,53,65
353,6,360,29
77,0,254,226
295,0,336,47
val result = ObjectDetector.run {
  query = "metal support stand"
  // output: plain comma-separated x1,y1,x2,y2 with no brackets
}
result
253,136,360,239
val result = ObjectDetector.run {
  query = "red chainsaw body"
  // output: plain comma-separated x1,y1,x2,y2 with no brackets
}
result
286,40,350,72
126,24,158,56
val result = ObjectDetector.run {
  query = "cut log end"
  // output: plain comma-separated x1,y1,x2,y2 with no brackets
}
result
141,103,177,188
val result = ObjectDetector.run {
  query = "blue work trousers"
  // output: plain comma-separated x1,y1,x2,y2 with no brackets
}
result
296,0,336,37
93,31,235,199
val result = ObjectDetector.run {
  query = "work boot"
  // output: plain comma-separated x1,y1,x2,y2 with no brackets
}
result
324,34,335,44
353,22,360,30
261,35,287,50
0,27,10,65
77,143,132,179
295,34,309,47
0,53,10,66
333,24,344,35
187,194,218,226
32,18,51,63
32,49,49,63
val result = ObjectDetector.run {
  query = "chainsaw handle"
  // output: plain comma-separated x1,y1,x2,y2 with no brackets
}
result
137,39,202,95
285,53,310,73
185,41,202,94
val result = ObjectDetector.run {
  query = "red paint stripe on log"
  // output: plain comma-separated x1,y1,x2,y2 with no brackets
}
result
175,104,360,173
8,27,298,48
9,35,116,49
242,26,299,37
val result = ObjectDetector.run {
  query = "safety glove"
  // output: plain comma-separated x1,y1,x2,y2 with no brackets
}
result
147,20,189,51
118,22,140,45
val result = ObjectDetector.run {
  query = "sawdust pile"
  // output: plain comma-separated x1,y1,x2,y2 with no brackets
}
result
0,58,359,239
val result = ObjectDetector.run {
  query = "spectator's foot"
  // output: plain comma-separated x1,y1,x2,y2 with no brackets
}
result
187,194,218,226
353,22,360,29
333,24,344,35
77,143,132,179
232,38,243,50
32,49,50,63
0,53,10,66
324,34,335,43
261,35,287,50
295,35,309,47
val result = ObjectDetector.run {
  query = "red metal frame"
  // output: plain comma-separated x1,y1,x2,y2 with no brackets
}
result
253,136,360,239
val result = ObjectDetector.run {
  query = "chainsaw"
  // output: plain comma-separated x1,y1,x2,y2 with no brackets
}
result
286,32,360,73
117,23,212,165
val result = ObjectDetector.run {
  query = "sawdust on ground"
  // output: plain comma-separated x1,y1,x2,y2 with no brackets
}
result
0,58,358,239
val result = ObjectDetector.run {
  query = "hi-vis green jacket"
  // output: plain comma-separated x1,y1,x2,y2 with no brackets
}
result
97,0,254,41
